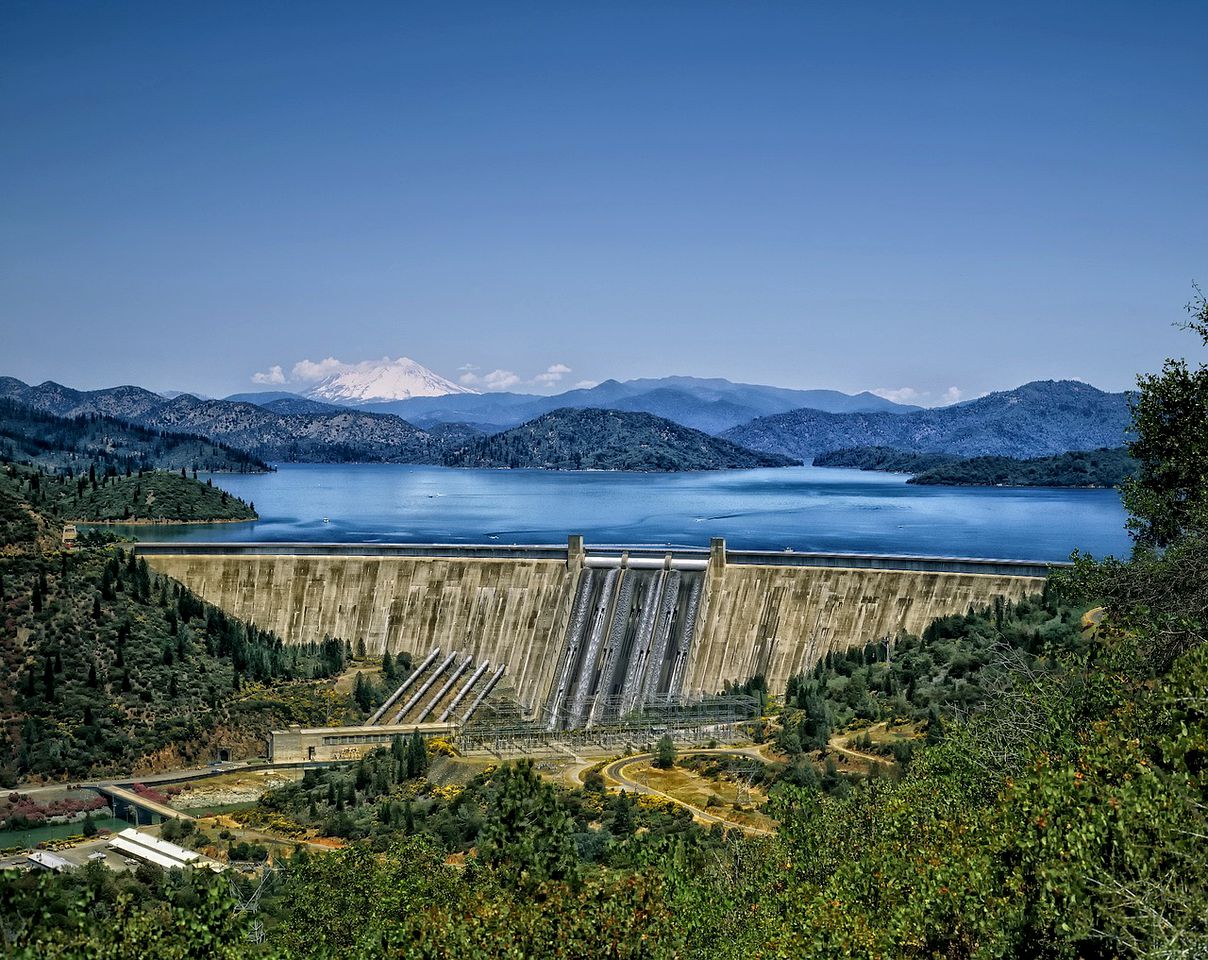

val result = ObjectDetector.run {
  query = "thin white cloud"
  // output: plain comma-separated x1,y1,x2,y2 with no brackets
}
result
459,362,578,392
251,365,286,385
483,369,520,390
292,357,350,382
458,366,521,391
872,386,925,404
533,363,572,385
573,379,599,390
870,385,969,408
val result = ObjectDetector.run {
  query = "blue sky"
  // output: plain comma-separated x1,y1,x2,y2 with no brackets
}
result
2,1,1205,403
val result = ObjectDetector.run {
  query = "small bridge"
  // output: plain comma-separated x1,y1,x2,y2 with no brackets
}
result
96,784,193,826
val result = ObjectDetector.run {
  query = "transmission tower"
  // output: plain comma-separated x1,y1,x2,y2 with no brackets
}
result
227,864,275,944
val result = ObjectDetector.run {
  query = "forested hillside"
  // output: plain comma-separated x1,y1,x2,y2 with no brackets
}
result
0,398,269,474
816,444,1137,487
0,464,347,781
0,378,450,464
4,459,256,525
910,446,1136,487
724,379,1131,460
812,446,960,472
59,471,257,523
443,407,799,471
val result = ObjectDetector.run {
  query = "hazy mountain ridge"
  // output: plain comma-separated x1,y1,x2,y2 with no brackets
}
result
443,407,800,472
225,392,344,415
0,378,443,464
722,380,1132,460
358,376,917,433
0,397,270,474
0,376,1131,469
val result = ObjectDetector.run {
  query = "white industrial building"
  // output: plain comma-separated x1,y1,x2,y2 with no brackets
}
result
107,828,216,871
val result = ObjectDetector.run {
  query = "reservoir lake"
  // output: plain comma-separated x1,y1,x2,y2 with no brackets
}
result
128,464,1132,563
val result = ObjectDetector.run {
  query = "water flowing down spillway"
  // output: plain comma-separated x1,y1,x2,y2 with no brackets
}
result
545,569,597,731
544,563,704,730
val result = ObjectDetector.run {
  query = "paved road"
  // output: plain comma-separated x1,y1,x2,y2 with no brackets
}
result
13,759,343,800
601,749,775,836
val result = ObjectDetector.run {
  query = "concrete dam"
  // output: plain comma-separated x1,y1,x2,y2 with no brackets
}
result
138,538,1051,727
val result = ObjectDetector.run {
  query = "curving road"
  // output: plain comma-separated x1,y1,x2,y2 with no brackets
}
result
599,748,775,836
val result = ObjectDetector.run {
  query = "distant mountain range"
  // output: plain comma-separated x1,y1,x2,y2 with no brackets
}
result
0,398,269,473
0,377,446,464
722,380,1132,460
0,375,1132,470
230,375,918,433
0,377,783,471
443,408,798,471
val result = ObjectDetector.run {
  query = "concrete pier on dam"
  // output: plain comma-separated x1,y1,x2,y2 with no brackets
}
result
137,538,1054,726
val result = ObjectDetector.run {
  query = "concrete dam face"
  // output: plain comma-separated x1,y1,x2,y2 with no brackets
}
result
139,539,1049,724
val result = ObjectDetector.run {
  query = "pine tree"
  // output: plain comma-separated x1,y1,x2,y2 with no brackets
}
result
926,704,944,744
405,732,428,779
42,657,56,701
654,734,677,769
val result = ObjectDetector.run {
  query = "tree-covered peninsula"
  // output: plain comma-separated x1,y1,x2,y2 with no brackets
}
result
443,407,800,471
816,444,1136,488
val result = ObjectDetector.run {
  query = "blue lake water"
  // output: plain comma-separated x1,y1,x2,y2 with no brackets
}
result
126,464,1132,563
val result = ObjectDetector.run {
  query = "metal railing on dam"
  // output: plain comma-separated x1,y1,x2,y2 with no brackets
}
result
132,540,1062,578
133,541,572,561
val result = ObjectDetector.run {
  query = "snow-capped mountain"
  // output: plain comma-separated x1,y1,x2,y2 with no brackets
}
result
304,357,477,404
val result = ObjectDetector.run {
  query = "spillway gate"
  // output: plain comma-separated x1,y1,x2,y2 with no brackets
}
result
544,552,708,731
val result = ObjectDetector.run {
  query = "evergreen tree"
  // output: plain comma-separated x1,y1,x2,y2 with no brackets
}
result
653,734,677,769
42,656,56,701
405,732,428,779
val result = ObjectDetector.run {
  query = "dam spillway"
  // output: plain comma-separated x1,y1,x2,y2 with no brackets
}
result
137,538,1053,722
544,560,706,730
